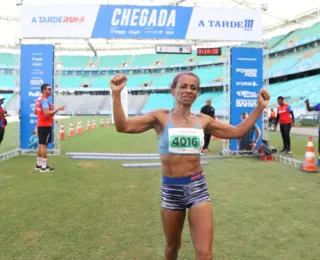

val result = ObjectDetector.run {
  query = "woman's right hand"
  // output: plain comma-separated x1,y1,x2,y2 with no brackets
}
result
110,73,127,93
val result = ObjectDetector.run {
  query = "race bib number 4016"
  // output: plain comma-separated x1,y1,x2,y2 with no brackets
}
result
168,128,204,154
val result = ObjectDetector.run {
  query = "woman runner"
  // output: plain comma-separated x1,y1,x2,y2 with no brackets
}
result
110,72,270,260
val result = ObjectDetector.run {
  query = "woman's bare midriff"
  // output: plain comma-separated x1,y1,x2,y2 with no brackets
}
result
160,154,203,178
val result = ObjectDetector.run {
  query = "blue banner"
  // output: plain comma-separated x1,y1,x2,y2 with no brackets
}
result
92,5,193,39
20,44,54,150
229,47,263,151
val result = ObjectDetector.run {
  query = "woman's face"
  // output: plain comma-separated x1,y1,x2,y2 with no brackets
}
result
171,75,199,106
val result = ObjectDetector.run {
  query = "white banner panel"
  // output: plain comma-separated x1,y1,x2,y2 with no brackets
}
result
185,7,262,42
21,5,100,38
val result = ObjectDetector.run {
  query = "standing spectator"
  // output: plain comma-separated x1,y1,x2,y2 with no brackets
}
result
35,84,64,172
305,98,320,166
200,98,215,152
275,96,295,154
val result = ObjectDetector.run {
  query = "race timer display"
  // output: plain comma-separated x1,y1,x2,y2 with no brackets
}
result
197,47,221,56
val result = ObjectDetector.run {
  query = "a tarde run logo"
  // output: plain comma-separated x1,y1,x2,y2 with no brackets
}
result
31,16,85,24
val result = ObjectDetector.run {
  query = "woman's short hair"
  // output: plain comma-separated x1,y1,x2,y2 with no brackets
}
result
170,72,200,89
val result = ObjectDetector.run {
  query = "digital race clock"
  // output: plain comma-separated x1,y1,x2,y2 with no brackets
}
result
196,47,222,56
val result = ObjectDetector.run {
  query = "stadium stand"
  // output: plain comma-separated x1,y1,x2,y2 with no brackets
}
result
56,94,149,115
59,56,89,68
271,22,320,52
268,53,304,76
140,92,225,115
4,94,18,113
0,53,17,67
0,74,16,90
1,20,320,117
59,76,83,89
98,55,132,68
3,73,320,117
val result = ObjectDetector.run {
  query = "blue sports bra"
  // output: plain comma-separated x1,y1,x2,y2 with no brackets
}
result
157,110,203,155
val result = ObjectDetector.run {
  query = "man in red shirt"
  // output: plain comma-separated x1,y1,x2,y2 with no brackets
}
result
35,84,64,172
275,96,295,154
0,95,8,146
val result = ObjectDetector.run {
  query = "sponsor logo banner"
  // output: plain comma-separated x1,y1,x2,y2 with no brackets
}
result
21,5,262,41
20,44,54,150
21,5,99,38
229,47,263,151
186,7,262,41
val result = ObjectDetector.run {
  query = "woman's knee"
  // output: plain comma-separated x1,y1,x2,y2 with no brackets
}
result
195,247,212,260
166,241,181,254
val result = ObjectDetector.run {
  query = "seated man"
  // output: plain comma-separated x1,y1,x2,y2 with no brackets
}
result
268,109,276,125
238,112,261,152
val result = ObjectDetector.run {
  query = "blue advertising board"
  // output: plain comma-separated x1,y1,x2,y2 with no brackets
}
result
20,44,54,150
92,5,193,39
229,47,263,151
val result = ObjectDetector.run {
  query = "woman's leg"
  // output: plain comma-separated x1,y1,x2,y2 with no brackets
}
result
161,208,186,260
188,202,214,260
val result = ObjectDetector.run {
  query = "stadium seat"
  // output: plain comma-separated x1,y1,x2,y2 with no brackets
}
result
0,53,16,67
59,56,90,68
98,55,132,68
59,76,83,88
130,54,162,67
0,75,16,89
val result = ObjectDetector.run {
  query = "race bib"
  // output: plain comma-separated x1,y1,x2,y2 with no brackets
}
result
168,128,204,154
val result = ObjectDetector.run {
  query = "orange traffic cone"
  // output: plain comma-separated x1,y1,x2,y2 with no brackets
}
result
92,120,96,129
107,118,111,126
76,121,82,135
301,136,318,173
100,119,104,127
68,123,75,137
86,121,91,131
60,123,66,140
79,121,83,134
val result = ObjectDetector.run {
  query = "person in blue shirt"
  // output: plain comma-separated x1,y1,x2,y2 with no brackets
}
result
305,99,320,166
28,127,39,150
237,112,261,151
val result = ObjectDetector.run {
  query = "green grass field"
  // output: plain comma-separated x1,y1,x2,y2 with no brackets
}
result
1,116,320,260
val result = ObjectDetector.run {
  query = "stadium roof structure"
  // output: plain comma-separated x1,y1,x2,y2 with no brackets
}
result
0,0,319,54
